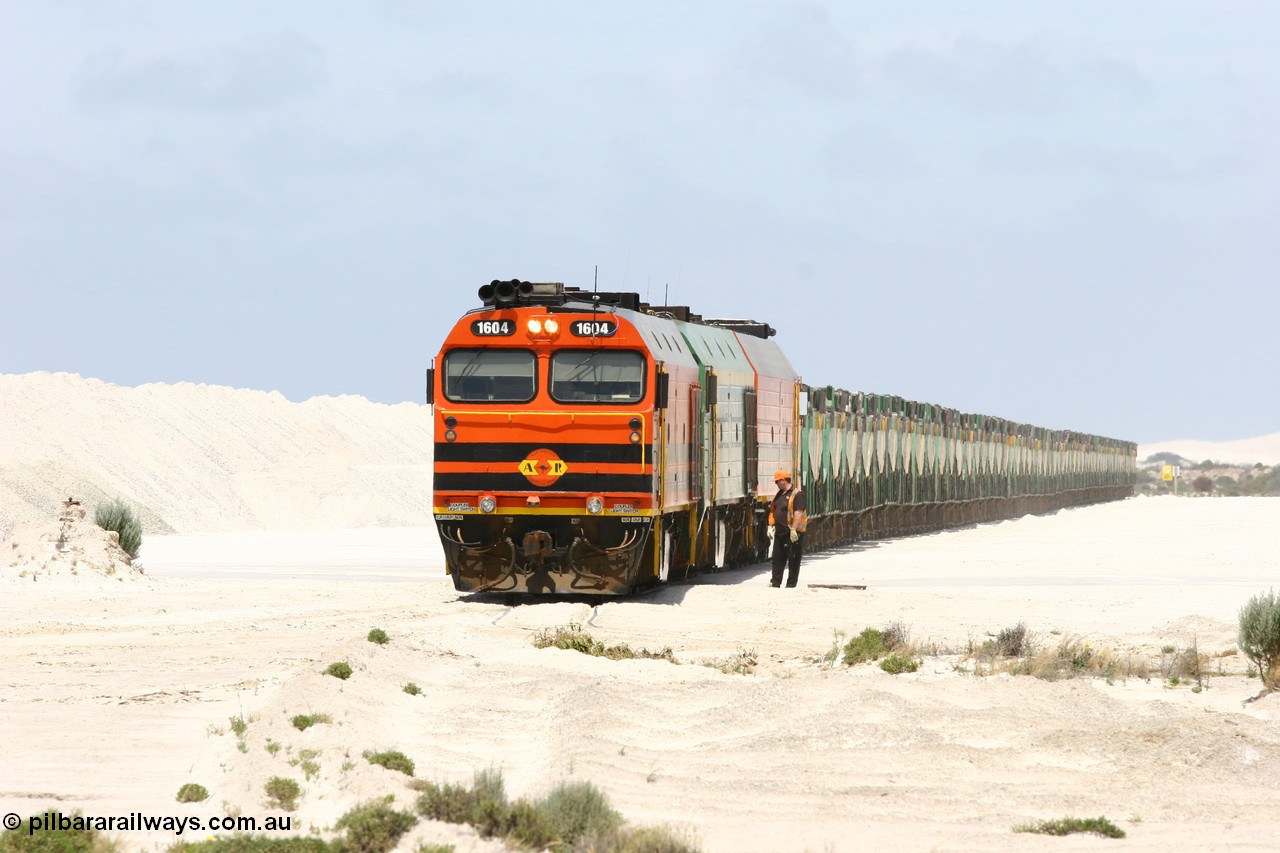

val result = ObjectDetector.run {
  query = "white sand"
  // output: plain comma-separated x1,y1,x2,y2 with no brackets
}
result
0,372,435,535
4,372,1280,852
1138,433,1280,467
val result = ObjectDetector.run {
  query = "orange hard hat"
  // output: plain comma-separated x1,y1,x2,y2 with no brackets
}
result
774,469,791,482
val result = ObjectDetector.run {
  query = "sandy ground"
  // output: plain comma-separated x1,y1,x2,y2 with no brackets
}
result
4,496,1280,853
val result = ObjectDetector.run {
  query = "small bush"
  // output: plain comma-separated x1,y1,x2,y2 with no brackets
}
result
1013,816,1125,838
332,799,417,853
176,783,210,803
364,749,415,777
539,780,623,845
416,781,480,825
230,716,248,737
367,628,390,645
472,767,506,806
879,654,920,674
579,825,702,853
533,624,677,663
291,713,331,731
413,768,696,852
842,628,885,665
993,622,1028,657
697,648,757,675
414,768,510,834
94,499,142,559
0,811,118,853
325,662,353,680
169,837,329,853
881,621,909,652
480,800,555,849
1238,589,1280,691
264,777,302,811
403,682,422,696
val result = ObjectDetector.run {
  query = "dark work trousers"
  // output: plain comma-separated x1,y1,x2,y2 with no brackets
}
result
770,532,803,587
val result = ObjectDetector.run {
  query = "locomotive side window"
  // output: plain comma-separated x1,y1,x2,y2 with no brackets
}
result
442,349,536,402
550,350,645,404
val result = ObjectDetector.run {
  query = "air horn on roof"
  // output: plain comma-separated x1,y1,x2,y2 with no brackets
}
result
478,279,534,306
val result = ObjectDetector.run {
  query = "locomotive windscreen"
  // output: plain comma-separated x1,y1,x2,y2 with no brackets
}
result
442,349,536,402
549,350,645,404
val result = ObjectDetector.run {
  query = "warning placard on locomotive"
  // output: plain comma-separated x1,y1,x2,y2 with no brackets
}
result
569,319,617,337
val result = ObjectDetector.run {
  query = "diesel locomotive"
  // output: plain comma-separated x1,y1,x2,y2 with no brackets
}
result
428,280,1136,595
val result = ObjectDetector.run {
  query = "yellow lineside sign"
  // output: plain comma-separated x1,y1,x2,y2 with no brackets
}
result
1160,464,1178,481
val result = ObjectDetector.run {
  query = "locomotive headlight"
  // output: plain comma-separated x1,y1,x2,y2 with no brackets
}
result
543,318,560,335
479,495,497,514
527,318,543,335
629,431,641,444
586,496,604,515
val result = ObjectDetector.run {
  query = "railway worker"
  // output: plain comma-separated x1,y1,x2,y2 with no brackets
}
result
767,469,807,588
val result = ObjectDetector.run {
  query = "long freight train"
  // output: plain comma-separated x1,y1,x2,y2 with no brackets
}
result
428,280,1135,594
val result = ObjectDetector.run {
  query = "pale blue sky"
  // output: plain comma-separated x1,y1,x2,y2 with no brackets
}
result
2,2,1276,443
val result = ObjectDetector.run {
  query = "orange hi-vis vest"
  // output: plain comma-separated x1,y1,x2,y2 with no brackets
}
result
768,487,807,533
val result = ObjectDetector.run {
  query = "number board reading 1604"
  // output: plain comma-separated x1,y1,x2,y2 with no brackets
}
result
570,320,617,337
470,319,514,336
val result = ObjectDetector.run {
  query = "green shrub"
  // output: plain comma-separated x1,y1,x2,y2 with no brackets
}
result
176,783,210,803
415,781,480,825
1238,589,1280,690
264,777,302,811
291,713,331,731
0,812,118,853
364,750,415,777
414,846,454,853
480,800,555,849
533,624,676,662
414,768,512,835
472,766,506,804
578,825,702,853
366,629,390,646
169,837,330,853
402,682,422,696
539,780,622,845
94,499,142,559
1013,816,1125,838
842,628,885,665
413,768,697,852
879,654,920,674
332,800,417,853
230,716,248,737
325,662,353,680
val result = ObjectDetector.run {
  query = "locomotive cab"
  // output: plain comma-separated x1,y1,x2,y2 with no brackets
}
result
429,282,661,594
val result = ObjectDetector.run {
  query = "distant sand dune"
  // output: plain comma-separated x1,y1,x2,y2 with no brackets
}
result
3,371,1276,537
1138,433,1280,466
0,372,434,535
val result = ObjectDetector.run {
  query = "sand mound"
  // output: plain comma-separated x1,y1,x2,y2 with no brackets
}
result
1138,432,1280,466
0,372,435,536
2,500,146,583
